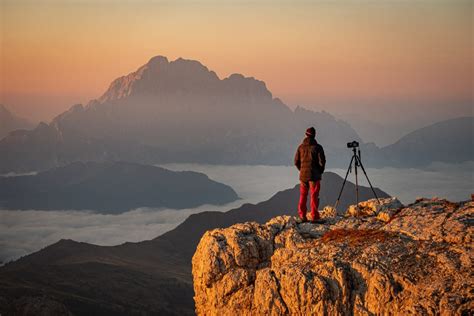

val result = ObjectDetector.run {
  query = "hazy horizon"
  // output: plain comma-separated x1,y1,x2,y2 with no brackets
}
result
1,90,471,146
1,0,472,142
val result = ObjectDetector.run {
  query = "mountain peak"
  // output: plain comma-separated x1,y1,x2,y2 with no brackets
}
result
146,55,169,66
97,55,273,103
223,73,272,99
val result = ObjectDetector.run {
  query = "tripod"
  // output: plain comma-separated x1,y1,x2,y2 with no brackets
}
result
334,146,380,211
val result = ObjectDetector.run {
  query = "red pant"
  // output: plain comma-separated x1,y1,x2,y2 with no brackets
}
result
298,180,321,220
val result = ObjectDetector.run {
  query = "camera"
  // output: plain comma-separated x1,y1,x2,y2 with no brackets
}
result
347,141,359,148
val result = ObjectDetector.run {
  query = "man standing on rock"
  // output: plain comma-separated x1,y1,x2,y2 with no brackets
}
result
294,127,326,223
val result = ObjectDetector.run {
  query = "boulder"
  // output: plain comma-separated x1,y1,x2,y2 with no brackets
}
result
345,197,403,220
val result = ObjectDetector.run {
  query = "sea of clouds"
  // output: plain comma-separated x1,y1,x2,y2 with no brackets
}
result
1,162,472,263
0,165,299,263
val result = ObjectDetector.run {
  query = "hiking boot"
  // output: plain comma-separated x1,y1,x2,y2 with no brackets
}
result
310,218,326,224
296,216,308,224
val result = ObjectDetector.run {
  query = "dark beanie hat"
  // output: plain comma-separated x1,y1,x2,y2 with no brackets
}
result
305,127,316,137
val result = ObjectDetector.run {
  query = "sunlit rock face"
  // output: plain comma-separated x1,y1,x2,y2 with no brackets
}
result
345,197,403,220
192,198,473,315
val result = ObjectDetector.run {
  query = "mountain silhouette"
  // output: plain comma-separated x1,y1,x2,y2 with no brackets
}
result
0,161,238,213
0,172,388,315
377,117,474,167
1,57,469,173
0,56,361,173
352,116,474,167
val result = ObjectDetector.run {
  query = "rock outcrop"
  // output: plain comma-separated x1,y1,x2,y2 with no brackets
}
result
192,198,473,315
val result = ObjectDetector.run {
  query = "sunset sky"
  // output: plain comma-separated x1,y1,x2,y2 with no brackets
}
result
1,0,472,122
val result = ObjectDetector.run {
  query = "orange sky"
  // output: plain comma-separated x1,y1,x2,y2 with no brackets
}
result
1,0,472,122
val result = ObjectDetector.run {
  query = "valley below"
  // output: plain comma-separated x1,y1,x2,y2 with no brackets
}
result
1,162,471,263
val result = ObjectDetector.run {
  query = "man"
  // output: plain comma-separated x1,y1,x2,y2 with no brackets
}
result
294,127,326,223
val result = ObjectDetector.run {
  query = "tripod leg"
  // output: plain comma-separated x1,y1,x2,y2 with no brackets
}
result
355,158,359,206
334,155,355,210
356,156,380,203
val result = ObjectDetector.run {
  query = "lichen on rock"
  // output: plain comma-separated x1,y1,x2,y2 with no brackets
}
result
192,198,473,315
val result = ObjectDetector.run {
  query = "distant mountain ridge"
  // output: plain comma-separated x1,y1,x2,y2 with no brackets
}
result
0,172,389,315
0,104,34,140
0,161,238,212
0,55,361,173
354,116,474,168
377,116,474,167
0,56,471,173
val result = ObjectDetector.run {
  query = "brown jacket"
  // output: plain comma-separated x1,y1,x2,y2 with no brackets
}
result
294,137,326,182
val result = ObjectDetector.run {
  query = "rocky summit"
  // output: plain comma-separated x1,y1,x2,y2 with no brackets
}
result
192,198,473,315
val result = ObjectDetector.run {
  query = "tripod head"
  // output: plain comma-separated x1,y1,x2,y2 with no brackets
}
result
351,146,357,156
347,140,360,165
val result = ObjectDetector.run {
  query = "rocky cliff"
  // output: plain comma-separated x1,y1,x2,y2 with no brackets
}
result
192,198,473,315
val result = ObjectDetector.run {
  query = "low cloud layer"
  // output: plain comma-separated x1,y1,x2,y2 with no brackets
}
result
0,165,299,263
1,163,471,263
0,203,235,263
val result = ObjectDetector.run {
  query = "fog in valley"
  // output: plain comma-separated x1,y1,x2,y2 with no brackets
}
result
2,161,472,264
0,202,236,264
